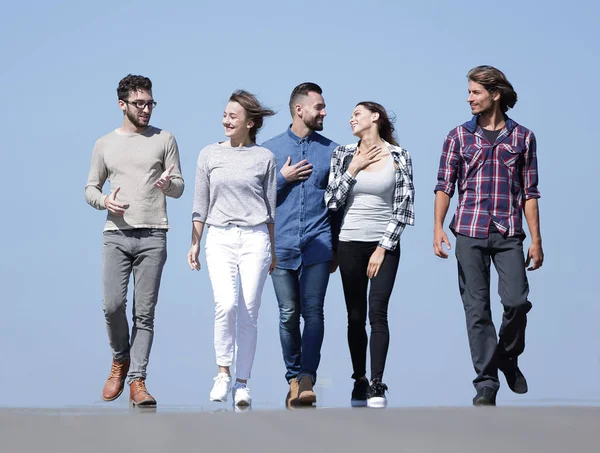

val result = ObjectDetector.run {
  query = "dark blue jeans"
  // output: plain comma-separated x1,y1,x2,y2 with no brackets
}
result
271,262,331,384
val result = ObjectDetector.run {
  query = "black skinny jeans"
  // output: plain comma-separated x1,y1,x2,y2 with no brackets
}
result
337,241,400,381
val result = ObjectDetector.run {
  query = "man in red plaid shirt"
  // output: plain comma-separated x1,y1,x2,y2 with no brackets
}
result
433,65,544,406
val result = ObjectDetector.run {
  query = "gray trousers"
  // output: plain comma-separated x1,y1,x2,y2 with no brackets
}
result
455,225,532,391
102,229,167,383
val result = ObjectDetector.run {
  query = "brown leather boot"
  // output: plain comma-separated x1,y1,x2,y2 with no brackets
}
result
298,375,316,405
129,378,157,407
285,377,300,408
102,359,130,401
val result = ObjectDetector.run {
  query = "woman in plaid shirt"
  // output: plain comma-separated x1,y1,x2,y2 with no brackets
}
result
325,101,415,408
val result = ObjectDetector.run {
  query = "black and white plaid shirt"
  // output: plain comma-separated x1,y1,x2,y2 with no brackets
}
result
324,141,415,250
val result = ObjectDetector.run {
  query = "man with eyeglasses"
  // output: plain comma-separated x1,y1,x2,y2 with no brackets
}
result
85,74,184,407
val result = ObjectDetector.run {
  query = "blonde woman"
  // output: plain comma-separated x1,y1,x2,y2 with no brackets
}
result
188,90,277,407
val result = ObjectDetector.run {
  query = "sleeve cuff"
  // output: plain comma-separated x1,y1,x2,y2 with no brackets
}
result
277,172,288,191
342,171,357,185
434,184,454,196
192,212,207,222
524,192,541,200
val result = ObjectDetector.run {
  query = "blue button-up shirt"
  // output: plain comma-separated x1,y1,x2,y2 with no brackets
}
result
262,128,340,270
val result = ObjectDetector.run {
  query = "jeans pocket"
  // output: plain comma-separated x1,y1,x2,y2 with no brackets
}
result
102,230,122,246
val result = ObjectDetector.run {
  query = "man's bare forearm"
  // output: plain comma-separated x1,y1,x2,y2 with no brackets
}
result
524,198,542,244
434,191,451,230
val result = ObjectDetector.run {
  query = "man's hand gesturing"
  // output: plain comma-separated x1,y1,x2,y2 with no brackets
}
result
154,164,175,189
105,187,127,216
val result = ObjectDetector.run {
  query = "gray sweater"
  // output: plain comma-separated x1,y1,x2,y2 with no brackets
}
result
192,143,277,226
85,126,184,231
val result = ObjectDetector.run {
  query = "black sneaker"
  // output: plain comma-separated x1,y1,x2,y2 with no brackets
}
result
500,365,528,394
351,377,369,407
367,379,388,408
473,387,497,406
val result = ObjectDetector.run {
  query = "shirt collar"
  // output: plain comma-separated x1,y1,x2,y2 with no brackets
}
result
463,114,517,134
286,126,318,144
354,139,400,156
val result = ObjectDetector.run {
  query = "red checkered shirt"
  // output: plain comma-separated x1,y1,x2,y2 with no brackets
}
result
434,116,540,238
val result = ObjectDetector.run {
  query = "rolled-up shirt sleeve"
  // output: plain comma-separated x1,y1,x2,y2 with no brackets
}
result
522,131,540,200
434,134,459,197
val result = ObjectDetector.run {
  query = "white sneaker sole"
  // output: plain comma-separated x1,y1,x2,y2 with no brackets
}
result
367,397,387,408
210,393,229,403
233,390,252,407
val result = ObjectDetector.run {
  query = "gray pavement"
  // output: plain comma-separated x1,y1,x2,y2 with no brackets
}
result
1,406,599,452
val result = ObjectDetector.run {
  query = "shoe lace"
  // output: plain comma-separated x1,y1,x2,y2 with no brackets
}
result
132,379,148,394
235,382,249,392
109,361,126,378
371,381,389,394
213,374,230,385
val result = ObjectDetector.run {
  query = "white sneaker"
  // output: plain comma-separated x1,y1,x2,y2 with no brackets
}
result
367,380,388,409
232,382,252,407
209,373,231,402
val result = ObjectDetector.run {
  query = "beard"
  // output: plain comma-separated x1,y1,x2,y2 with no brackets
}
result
304,115,324,132
126,109,150,128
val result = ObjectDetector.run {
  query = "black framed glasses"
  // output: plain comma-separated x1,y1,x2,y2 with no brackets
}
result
122,100,158,110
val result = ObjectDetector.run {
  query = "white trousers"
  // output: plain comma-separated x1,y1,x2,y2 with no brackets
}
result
205,224,271,380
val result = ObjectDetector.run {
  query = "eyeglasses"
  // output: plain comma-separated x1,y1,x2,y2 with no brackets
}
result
122,100,158,110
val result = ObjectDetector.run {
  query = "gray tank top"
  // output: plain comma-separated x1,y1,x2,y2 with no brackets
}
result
339,154,395,243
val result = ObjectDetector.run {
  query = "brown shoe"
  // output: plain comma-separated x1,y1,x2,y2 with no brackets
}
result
298,375,316,405
129,378,157,407
285,377,300,407
102,359,130,401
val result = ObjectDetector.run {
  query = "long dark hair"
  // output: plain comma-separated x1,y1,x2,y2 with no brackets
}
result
356,101,398,146
229,90,275,143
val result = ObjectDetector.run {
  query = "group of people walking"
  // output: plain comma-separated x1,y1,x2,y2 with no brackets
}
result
85,65,543,410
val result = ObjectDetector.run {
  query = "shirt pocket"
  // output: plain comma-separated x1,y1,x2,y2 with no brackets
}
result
497,143,524,169
311,168,329,189
460,144,483,169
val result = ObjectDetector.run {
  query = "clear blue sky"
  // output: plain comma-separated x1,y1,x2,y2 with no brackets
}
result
1,0,598,409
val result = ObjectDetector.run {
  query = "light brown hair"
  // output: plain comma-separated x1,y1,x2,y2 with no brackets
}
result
229,90,276,143
467,65,518,113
